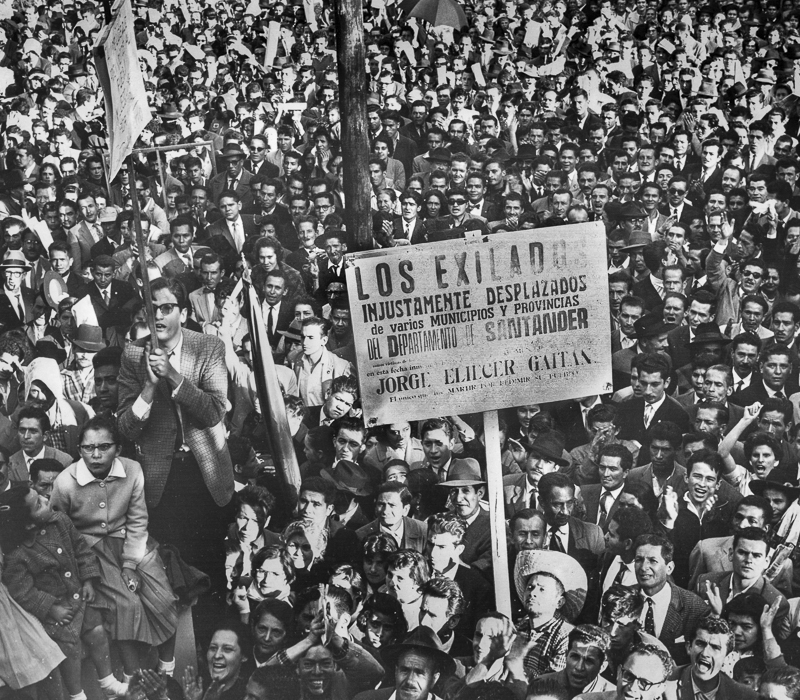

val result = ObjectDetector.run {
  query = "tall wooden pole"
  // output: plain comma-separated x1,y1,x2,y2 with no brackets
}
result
484,409,512,618
332,0,372,251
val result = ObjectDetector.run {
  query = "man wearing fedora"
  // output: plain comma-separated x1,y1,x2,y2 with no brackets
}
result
357,481,427,553
61,323,105,403
0,249,35,331
209,143,255,208
353,626,456,700
438,458,493,575
320,459,372,531
504,428,570,516
612,313,674,391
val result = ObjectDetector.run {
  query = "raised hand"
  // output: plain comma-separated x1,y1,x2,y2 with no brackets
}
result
704,580,724,616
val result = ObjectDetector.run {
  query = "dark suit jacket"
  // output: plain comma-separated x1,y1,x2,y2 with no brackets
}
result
208,169,256,208
731,376,800,407
462,509,493,574
265,300,294,350
453,563,493,639
552,400,599,451
632,276,665,314
660,203,702,227
392,216,427,245
117,329,234,508
90,237,118,261
652,583,710,667
355,516,428,553
22,257,50,295
204,215,260,251
392,134,418,179
616,396,692,446
667,325,692,376
63,272,89,298
580,484,623,532
317,260,349,302
247,159,280,179
0,288,34,331
81,279,137,334
567,516,605,573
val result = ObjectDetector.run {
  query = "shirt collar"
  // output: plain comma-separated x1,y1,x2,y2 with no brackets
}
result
26,446,46,462
645,393,667,414
75,457,126,486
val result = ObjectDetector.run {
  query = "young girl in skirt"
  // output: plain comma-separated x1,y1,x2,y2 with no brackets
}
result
0,485,129,700
50,415,179,681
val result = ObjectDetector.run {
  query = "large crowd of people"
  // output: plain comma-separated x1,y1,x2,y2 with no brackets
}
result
3,1,800,700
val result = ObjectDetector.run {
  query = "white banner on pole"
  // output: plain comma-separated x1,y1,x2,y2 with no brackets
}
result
94,0,152,183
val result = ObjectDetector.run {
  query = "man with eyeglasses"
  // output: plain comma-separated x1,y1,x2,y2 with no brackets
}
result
118,276,234,625
573,642,674,700
660,175,701,226
428,187,488,240
0,248,34,330
245,135,279,179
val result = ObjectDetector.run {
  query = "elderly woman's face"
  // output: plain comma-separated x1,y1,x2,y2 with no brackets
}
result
287,532,314,570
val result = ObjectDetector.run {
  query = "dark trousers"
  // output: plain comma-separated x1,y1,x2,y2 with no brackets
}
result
148,451,234,643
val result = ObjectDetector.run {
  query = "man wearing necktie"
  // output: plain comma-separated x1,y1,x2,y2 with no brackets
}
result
209,143,255,208
634,534,711,666
315,229,348,303
538,472,604,572
84,255,137,346
0,249,34,331
581,443,632,532
258,268,290,351
189,253,223,325
8,405,72,483
68,191,104,275
154,217,199,282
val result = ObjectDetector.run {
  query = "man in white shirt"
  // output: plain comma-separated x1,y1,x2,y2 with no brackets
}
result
634,533,711,666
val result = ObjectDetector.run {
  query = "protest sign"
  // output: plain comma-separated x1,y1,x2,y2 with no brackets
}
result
93,0,151,183
346,222,612,426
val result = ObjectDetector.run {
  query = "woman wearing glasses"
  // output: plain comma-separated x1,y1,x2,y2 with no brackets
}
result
50,415,179,680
